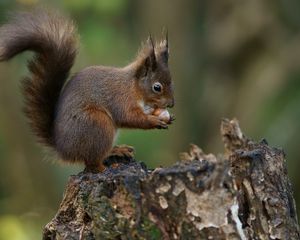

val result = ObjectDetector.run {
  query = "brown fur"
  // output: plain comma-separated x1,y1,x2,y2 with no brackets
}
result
0,9,78,147
0,10,174,172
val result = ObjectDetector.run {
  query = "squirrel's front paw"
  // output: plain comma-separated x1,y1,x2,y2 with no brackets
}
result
148,115,169,129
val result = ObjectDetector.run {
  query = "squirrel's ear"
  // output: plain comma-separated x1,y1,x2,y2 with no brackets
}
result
157,30,169,65
135,35,157,78
146,34,157,71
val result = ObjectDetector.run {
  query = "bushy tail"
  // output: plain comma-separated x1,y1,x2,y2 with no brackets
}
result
0,10,78,147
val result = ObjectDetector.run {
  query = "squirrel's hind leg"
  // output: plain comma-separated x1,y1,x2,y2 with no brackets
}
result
81,106,117,173
55,104,116,173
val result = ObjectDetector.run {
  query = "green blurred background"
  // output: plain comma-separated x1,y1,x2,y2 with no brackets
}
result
1,0,300,238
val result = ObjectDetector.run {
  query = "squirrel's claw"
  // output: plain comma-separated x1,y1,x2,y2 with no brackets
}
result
157,124,168,129
167,114,175,124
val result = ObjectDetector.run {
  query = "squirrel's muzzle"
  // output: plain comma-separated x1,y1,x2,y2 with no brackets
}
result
167,98,175,108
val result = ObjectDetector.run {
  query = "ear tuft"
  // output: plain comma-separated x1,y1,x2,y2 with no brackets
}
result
156,30,169,65
146,34,157,70
135,35,157,78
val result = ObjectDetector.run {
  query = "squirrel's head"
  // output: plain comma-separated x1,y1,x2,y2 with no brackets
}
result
134,34,174,110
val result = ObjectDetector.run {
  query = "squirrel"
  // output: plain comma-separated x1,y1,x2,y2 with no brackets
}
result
0,10,175,172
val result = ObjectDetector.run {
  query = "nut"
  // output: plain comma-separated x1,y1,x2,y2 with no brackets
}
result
153,108,170,122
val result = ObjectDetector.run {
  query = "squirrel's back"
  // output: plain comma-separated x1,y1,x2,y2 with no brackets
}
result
0,10,78,147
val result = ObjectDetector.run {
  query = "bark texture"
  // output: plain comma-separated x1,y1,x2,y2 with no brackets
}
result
43,119,299,240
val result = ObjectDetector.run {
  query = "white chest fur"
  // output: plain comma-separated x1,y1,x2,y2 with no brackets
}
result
138,100,154,115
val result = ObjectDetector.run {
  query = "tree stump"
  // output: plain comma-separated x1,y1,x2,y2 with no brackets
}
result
43,119,300,240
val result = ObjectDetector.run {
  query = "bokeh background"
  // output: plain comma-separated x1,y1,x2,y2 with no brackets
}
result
1,0,300,238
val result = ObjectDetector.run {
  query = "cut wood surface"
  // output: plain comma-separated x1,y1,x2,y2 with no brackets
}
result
43,119,299,240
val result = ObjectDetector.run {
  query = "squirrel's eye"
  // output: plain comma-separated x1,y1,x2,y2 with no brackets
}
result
152,82,163,93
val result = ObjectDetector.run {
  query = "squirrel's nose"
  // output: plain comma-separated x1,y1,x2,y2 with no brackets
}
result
167,98,175,108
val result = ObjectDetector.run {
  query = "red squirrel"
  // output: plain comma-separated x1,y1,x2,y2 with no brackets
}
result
0,10,175,172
